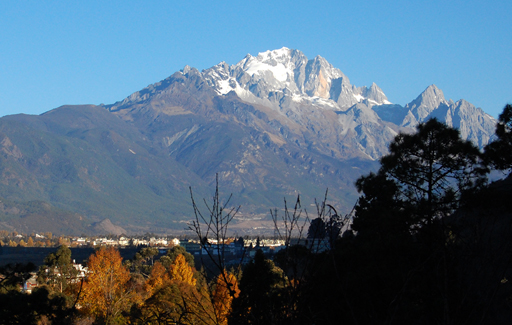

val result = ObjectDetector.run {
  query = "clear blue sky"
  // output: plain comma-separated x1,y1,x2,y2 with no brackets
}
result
1,0,511,118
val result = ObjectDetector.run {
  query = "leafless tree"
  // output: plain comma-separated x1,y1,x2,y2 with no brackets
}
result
188,173,241,300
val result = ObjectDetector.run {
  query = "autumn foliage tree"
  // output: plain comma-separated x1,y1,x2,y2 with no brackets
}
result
144,261,170,294
212,270,240,325
130,253,217,324
170,254,197,286
79,247,133,324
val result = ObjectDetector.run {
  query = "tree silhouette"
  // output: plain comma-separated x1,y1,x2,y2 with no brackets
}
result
306,217,326,239
350,118,491,324
230,250,287,324
363,118,487,229
485,103,512,171
353,172,410,239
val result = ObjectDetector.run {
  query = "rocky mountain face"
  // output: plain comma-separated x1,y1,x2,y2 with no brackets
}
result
0,48,497,234
202,48,391,108
109,47,495,160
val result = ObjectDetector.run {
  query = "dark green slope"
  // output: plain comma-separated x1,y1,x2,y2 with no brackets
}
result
0,106,209,233
0,197,88,235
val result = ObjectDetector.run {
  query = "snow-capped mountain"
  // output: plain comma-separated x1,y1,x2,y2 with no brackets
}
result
103,48,498,216
197,48,495,157
108,48,496,162
203,47,391,111
0,48,500,233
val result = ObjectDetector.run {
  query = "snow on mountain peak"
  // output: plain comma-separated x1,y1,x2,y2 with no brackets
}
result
109,49,497,162
256,47,292,60
244,56,291,83
202,48,391,109
233,47,302,85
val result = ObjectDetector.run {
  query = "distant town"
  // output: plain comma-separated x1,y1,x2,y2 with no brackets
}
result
0,230,286,250
0,230,294,296
0,230,297,266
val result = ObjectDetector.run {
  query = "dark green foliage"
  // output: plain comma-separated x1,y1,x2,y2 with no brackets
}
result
230,250,288,324
353,172,411,239
485,104,512,170
0,278,74,324
165,245,195,268
445,174,512,324
306,217,326,239
37,245,79,295
311,118,511,324
0,262,36,292
348,119,490,322
129,247,160,276
0,287,47,324
273,244,311,280
368,118,487,229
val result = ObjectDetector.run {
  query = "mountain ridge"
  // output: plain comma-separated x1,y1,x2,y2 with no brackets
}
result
0,48,498,234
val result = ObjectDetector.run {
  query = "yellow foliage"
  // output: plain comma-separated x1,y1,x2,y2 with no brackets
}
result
145,261,170,294
132,255,219,324
170,254,196,286
135,280,215,324
212,270,240,325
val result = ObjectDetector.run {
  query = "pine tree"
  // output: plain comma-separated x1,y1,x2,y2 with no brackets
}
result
37,245,79,295
358,118,487,230
485,104,512,171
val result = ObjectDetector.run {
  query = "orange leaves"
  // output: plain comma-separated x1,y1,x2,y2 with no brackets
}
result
79,249,241,324
144,261,170,296
80,247,132,322
146,254,196,294
212,270,240,325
